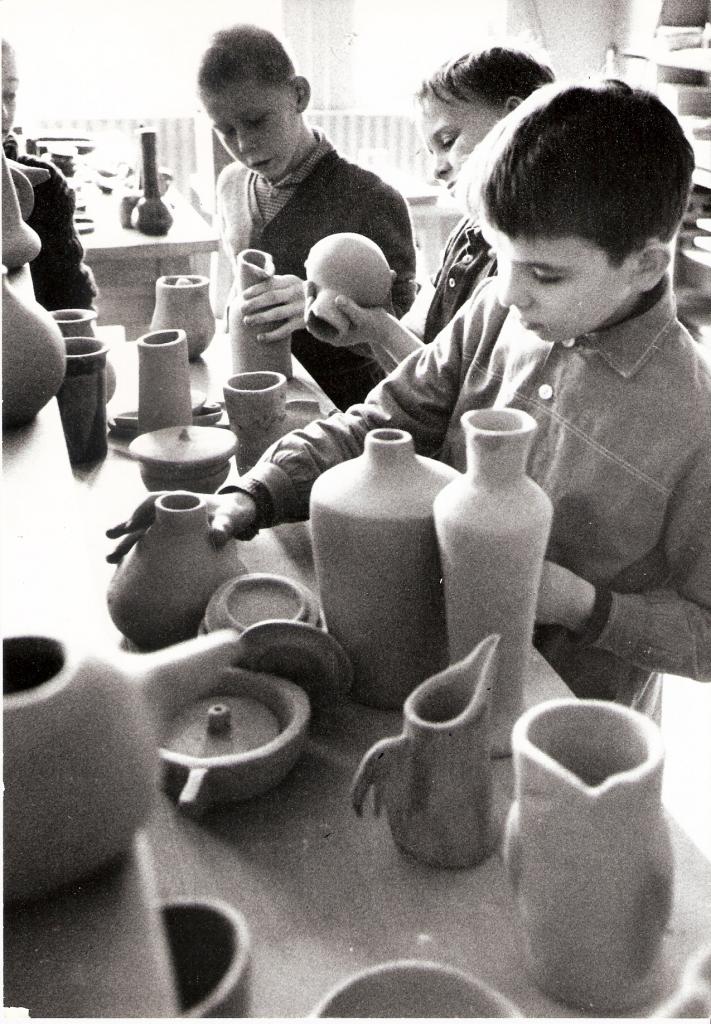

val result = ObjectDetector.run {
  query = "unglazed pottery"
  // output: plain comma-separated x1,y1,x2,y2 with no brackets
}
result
3,629,241,902
433,409,552,756
107,492,247,650
227,248,293,377
202,572,322,635
50,307,97,337
310,428,458,709
129,424,236,493
223,370,288,473
2,264,66,429
311,959,521,1018
150,274,215,361
654,943,711,1017
504,697,674,1013
162,898,251,1017
352,635,498,868
2,149,41,269
56,336,110,464
137,327,193,435
304,232,392,343
157,666,310,817
134,128,173,236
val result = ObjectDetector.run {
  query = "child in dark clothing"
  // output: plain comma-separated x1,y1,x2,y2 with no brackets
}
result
197,24,417,410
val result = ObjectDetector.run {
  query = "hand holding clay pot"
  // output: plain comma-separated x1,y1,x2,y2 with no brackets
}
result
304,232,393,345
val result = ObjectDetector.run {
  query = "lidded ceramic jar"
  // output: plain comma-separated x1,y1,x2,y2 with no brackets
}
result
129,424,237,493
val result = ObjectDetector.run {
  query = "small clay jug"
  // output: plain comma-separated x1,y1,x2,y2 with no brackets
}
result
227,249,293,377
433,409,552,757
223,370,288,474
137,327,193,435
1,149,41,269
504,697,674,1013
133,128,173,236
107,491,247,650
56,336,110,464
352,634,499,868
150,274,215,361
2,265,66,429
310,428,458,709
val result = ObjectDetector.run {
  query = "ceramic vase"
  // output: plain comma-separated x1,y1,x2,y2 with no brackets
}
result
503,697,674,1013
137,327,192,435
304,232,392,344
1,149,41,269
223,370,288,474
433,409,552,757
150,274,215,361
50,307,97,337
56,336,110,464
107,491,247,650
2,265,67,429
133,128,173,236
352,634,499,867
227,249,293,377
310,428,458,709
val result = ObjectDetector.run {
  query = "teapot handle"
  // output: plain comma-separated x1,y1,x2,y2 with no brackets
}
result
178,766,211,818
351,736,404,818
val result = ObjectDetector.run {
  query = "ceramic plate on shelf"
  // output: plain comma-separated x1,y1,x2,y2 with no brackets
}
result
234,619,353,708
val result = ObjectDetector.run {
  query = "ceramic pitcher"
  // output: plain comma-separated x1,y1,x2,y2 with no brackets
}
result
351,634,499,868
504,697,674,1013
227,248,293,377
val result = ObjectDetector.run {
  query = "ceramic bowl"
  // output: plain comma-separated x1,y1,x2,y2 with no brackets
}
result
311,959,520,1018
128,425,236,493
162,897,251,1018
202,572,322,635
158,667,311,817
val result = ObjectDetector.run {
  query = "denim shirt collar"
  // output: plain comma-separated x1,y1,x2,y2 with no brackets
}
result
574,277,678,379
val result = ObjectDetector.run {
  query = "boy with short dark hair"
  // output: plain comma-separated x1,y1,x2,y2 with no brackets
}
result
197,23,417,410
111,81,711,715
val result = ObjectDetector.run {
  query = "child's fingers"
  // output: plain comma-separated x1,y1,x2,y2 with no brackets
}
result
106,530,144,564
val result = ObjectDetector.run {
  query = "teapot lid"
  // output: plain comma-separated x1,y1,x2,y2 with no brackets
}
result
129,425,236,469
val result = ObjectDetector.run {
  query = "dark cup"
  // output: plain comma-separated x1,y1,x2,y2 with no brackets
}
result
56,336,109,465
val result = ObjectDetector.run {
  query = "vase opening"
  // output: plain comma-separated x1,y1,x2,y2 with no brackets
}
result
226,371,286,394
160,275,206,288
241,250,274,273
162,902,237,1012
64,336,109,358
50,308,97,325
141,330,183,347
410,682,470,724
3,636,66,696
157,492,203,513
463,408,536,436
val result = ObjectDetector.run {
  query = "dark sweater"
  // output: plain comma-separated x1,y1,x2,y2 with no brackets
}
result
218,149,417,410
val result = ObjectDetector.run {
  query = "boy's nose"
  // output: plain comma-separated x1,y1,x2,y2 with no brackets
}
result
434,157,452,183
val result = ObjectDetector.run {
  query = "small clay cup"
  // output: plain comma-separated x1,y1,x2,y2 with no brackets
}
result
223,370,288,473
50,307,97,338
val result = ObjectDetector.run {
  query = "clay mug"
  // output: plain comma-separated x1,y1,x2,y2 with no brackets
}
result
304,232,392,344
150,274,215,361
504,697,674,1013
223,370,288,474
351,634,499,868
56,336,110,464
3,628,242,903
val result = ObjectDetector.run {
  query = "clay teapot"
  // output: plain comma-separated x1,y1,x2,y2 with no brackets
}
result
304,232,392,343
3,629,241,903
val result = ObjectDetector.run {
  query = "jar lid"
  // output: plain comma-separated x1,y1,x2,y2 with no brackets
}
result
129,425,236,469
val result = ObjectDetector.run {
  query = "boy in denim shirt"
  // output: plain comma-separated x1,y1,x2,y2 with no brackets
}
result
110,81,711,716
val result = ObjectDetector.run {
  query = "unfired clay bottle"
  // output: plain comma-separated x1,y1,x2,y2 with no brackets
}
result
310,428,458,708
150,274,215,361
433,409,552,756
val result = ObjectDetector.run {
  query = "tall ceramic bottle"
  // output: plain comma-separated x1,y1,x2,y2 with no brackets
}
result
107,491,246,650
310,428,458,709
433,409,552,756
228,249,293,377
137,327,192,435
504,697,674,1012
134,127,173,236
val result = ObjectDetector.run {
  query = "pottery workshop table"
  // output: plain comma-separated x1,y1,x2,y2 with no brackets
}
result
81,184,220,339
4,327,711,1018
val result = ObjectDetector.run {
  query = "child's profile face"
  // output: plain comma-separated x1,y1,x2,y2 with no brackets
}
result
417,92,502,196
201,77,306,183
484,227,646,342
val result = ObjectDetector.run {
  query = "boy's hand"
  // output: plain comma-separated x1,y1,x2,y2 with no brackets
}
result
536,560,596,632
105,491,258,563
330,294,397,349
240,274,306,342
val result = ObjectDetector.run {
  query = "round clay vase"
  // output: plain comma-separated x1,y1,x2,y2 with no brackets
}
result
2,149,41,270
227,249,293,377
1,265,67,429
504,698,674,1013
433,409,552,757
351,634,499,868
133,128,173,236
107,491,247,650
304,232,392,344
150,275,215,361
310,428,458,709
137,327,193,435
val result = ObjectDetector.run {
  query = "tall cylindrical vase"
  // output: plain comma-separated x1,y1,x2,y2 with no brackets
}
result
310,429,458,709
150,274,215,361
433,409,552,756
137,327,192,435
228,249,293,378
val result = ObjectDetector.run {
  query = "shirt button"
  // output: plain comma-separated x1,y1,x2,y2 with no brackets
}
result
538,384,553,400
462,255,473,263
448,277,456,288
561,338,576,348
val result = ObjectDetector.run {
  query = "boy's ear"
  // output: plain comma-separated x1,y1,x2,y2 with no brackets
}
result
292,75,311,113
631,240,671,290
